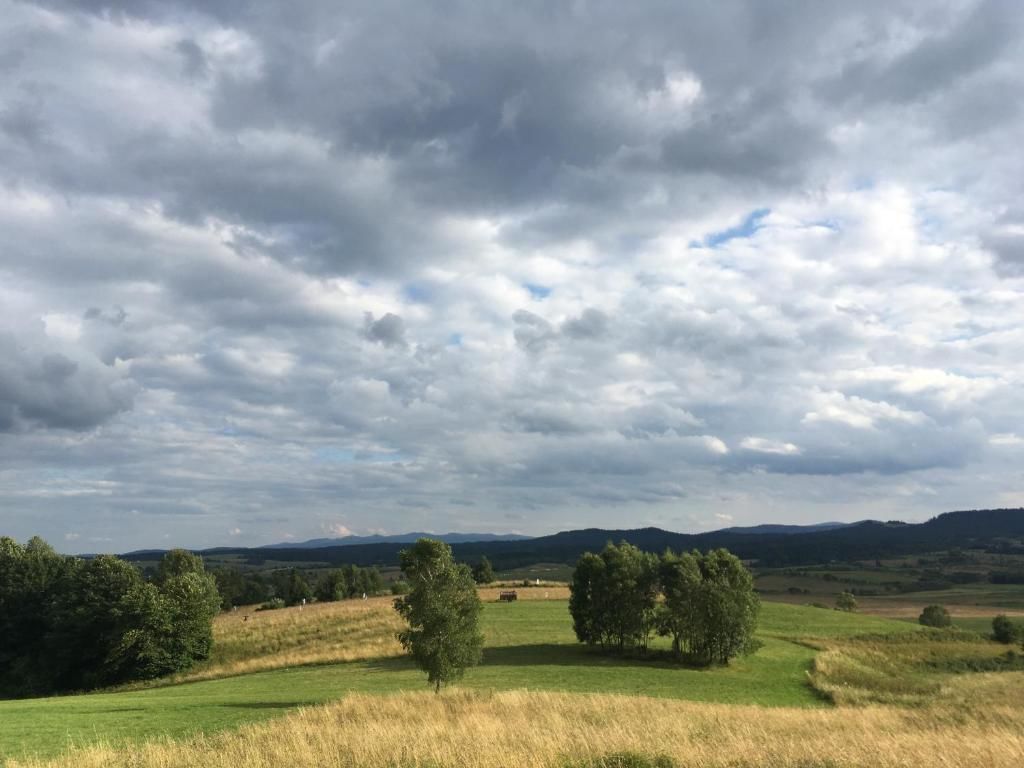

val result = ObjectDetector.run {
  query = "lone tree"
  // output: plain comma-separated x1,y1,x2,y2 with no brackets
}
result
393,538,483,692
835,591,858,612
471,556,495,585
918,605,952,628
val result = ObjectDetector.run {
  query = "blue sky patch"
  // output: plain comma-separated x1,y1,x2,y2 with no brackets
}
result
701,208,771,248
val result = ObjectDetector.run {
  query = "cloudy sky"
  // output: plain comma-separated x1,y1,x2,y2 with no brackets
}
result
2,0,1023,552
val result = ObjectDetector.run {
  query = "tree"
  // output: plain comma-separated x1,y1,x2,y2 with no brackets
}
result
568,542,659,653
0,539,222,697
471,556,495,585
569,551,608,648
153,550,221,667
992,614,1020,644
393,538,483,692
658,550,702,658
691,548,760,665
316,569,351,602
659,549,759,665
918,605,952,628
835,591,858,612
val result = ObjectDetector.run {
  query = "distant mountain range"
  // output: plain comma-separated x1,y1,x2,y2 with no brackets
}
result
261,532,532,549
120,508,1024,570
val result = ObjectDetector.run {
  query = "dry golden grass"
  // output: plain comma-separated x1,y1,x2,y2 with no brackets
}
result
152,596,405,685
13,682,1024,768
478,584,570,601
127,587,570,688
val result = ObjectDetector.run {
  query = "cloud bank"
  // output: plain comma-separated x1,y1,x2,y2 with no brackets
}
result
1,0,1023,549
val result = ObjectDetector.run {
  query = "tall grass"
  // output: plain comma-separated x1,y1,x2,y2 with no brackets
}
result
12,684,1024,768
807,629,1023,706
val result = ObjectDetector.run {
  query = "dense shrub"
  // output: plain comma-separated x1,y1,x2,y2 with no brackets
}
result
918,605,952,628
992,614,1021,644
0,538,219,697
835,592,858,612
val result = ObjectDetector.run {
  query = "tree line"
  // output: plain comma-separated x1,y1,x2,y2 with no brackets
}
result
569,542,760,665
0,537,220,697
211,563,385,610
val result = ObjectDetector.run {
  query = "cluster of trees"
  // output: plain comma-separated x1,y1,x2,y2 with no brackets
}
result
393,539,483,692
211,564,384,609
0,537,220,697
569,542,760,665
314,564,384,602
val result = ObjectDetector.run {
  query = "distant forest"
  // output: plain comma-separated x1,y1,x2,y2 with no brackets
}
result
121,508,1024,571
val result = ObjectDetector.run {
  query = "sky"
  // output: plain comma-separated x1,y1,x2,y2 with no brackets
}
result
2,0,1024,552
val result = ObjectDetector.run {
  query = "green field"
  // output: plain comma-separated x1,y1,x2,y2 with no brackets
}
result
0,600,913,761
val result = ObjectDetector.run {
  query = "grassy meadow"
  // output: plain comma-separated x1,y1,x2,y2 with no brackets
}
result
2,588,1023,766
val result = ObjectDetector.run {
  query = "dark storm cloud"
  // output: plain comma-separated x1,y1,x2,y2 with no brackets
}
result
0,334,134,432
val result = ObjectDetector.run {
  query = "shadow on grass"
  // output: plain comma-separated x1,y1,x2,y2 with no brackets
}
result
364,644,708,673
219,701,316,710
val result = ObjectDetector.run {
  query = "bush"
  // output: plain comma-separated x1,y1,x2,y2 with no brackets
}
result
390,580,411,595
992,614,1021,644
835,591,858,612
918,605,952,628
257,597,286,611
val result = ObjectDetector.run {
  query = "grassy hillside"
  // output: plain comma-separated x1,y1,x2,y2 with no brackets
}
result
0,597,917,760
10,680,1024,768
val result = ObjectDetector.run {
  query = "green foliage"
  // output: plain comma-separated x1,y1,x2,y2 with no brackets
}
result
570,544,758,664
257,597,286,611
991,614,1021,644
835,591,858,612
393,538,484,692
569,542,659,653
918,605,952,628
390,580,411,595
471,556,495,584
315,565,384,602
0,538,221,697
154,551,221,667
659,549,760,665
212,567,272,609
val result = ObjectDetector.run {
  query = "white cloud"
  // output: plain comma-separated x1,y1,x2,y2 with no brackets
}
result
2,0,1023,549
740,438,802,456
